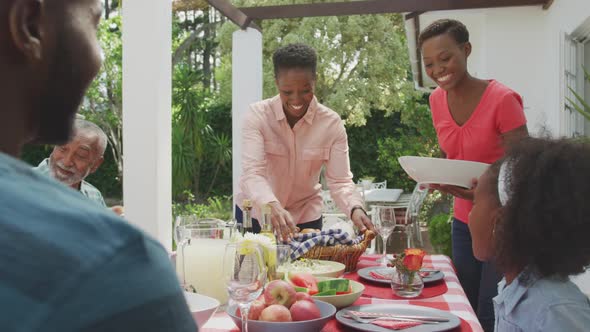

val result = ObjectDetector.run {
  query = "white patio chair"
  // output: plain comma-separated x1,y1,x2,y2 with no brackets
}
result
371,180,387,189
355,183,366,203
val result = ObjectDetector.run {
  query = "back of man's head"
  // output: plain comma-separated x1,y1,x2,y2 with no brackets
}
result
0,0,103,155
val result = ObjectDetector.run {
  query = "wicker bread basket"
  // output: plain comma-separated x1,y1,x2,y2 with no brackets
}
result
300,230,376,272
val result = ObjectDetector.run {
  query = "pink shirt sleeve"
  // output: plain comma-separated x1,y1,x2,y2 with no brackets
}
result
239,105,279,208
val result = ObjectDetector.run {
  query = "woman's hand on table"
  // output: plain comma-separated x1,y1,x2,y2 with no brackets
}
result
430,178,478,201
268,201,297,242
351,206,374,232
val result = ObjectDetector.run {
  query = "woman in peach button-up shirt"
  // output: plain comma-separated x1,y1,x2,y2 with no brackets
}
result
236,43,373,241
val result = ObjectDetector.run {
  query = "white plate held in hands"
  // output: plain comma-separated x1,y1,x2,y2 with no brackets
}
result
398,156,490,189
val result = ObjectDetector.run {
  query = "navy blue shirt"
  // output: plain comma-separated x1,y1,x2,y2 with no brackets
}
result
0,153,196,331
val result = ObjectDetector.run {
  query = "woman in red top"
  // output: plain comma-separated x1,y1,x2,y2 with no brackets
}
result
418,19,528,332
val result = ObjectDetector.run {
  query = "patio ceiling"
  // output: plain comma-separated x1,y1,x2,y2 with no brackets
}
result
206,0,554,26
238,0,554,20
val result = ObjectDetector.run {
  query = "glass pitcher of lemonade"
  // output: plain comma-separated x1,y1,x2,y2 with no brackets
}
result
175,216,230,304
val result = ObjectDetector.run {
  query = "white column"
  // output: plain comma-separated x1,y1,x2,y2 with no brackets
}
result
232,28,263,212
122,1,172,251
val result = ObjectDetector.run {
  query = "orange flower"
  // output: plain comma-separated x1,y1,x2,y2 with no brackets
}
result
402,248,425,272
404,248,426,257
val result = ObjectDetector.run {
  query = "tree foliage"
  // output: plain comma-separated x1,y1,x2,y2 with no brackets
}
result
171,7,232,201
80,15,123,184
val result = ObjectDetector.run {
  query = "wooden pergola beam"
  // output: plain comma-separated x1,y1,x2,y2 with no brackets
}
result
239,0,551,20
405,11,425,21
207,0,260,31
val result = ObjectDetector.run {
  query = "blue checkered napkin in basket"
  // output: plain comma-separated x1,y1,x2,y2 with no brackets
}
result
289,229,364,260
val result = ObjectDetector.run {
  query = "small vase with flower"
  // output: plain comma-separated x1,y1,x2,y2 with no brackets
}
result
390,248,426,298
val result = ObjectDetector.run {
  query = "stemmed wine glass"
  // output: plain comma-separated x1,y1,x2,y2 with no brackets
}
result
372,206,397,265
223,242,267,332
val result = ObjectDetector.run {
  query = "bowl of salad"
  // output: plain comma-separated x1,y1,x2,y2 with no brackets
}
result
278,259,345,278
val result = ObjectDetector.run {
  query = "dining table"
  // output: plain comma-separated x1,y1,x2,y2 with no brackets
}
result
200,254,484,332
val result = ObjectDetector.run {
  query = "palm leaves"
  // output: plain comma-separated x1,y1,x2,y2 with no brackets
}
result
566,65,590,121
172,64,232,200
204,132,232,197
172,64,213,198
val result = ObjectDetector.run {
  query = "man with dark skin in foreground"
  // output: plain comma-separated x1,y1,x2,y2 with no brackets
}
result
0,0,196,330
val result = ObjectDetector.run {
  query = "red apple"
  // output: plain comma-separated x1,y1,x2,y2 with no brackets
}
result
295,292,313,302
236,300,266,319
264,280,296,308
259,304,292,322
290,300,321,321
247,300,267,320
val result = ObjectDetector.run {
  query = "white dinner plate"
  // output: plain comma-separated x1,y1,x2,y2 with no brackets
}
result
336,304,461,332
398,156,490,189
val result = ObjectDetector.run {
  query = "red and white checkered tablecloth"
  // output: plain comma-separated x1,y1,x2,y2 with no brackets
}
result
201,254,483,332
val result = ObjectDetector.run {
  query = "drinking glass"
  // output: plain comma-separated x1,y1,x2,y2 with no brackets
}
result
372,206,397,265
271,244,292,280
174,215,198,293
226,217,242,239
223,242,266,332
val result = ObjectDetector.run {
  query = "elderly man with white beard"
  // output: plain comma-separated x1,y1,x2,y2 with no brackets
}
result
35,119,124,215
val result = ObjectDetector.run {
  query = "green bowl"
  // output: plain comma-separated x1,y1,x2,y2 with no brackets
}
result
311,277,364,308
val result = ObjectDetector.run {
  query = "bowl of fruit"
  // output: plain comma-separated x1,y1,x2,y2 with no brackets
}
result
227,279,336,332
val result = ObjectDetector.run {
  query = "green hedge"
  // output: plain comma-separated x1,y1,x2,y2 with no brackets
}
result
428,213,452,257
